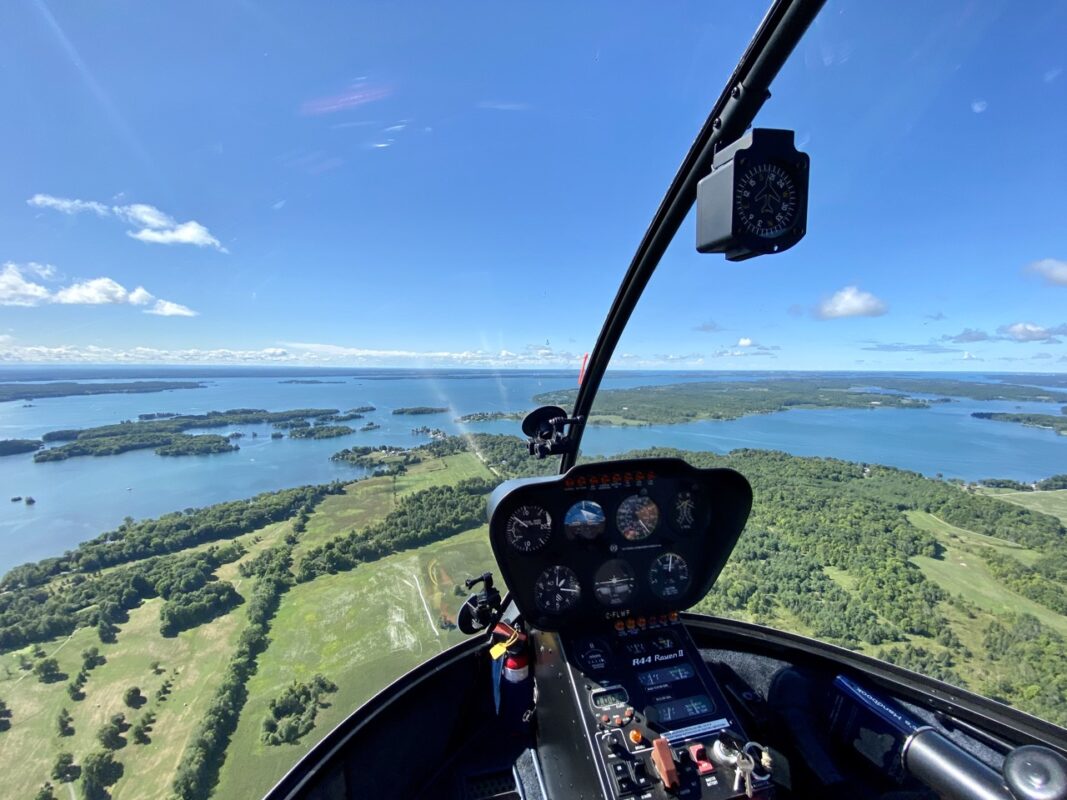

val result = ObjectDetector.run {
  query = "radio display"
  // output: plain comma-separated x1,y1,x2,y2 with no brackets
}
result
592,688,629,709
638,663,696,687
650,694,714,724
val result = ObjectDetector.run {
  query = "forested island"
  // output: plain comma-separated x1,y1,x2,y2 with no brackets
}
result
0,439,43,457
0,381,206,403
32,408,340,462
288,425,354,440
392,406,448,415
972,411,1067,436
278,380,345,385
455,411,526,423
534,377,1067,425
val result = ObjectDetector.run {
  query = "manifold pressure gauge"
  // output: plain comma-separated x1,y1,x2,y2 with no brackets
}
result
696,128,809,262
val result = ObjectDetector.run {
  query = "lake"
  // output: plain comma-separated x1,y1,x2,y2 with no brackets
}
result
1,370,1065,573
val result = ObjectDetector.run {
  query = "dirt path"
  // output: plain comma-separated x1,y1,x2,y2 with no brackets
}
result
410,572,440,640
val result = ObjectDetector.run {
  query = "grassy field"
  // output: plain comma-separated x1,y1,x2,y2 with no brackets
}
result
978,489,1067,525
0,451,495,800
906,510,1044,566
214,526,497,799
907,512,1067,638
0,583,251,800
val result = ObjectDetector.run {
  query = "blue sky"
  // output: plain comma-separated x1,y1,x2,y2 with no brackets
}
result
0,1,1064,371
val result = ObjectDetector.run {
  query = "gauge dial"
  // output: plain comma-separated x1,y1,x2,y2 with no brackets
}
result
534,565,581,613
565,500,606,541
616,495,659,541
734,161,799,238
648,552,691,599
593,559,636,607
671,489,704,534
505,505,552,553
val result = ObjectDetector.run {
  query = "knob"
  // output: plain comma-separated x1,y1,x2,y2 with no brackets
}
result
1004,746,1067,800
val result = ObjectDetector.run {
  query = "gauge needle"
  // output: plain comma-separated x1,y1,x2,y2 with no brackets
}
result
667,554,674,572
639,518,650,533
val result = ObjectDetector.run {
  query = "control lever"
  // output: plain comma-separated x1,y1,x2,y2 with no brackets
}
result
457,572,502,634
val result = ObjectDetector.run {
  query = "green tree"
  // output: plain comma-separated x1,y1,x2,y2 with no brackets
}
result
34,782,57,800
51,752,78,782
33,657,62,683
57,707,74,736
82,751,123,800
123,686,143,708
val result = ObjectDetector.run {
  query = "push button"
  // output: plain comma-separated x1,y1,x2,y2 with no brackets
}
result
614,775,637,796
631,761,654,789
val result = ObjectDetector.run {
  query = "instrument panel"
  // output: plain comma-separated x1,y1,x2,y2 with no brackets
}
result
487,458,753,631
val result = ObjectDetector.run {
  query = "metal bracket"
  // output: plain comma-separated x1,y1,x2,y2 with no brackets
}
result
521,405,583,459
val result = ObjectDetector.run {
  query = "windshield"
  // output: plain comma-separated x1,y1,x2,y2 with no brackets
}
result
2,2,1066,798
587,0,1067,729
0,4,777,799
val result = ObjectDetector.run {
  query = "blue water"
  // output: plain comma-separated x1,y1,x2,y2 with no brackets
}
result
1,370,1065,574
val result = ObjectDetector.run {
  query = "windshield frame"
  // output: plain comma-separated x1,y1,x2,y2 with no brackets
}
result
559,0,825,472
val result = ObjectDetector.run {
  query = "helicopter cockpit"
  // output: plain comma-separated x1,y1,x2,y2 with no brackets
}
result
261,1,1067,799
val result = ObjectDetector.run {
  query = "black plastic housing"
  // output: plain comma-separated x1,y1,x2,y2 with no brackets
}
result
696,127,809,261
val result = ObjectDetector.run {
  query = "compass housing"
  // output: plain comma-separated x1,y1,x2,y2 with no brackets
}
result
696,127,809,261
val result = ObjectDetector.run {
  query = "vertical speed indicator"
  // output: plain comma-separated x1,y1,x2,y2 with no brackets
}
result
648,552,691,600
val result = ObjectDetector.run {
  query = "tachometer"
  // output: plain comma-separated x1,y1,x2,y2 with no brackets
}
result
505,505,553,553
616,494,659,541
593,559,636,607
648,552,690,599
534,565,581,613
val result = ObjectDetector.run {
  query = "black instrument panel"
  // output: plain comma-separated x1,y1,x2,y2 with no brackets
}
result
487,458,753,631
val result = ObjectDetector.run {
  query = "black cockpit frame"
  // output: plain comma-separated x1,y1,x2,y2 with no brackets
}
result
559,0,825,473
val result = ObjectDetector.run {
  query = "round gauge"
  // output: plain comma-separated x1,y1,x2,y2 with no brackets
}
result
534,565,581,614
616,495,659,541
734,161,799,239
648,552,691,600
593,559,636,607
565,500,606,541
505,505,552,553
574,638,611,673
670,489,705,535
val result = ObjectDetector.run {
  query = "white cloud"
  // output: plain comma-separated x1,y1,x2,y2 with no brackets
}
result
0,262,195,317
737,337,753,347
23,262,58,280
53,277,130,305
146,299,197,317
0,263,52,306
1045,67,1063,83
1030,258,1067,286
971,99,988,113
27,194,226,251
962,351,981,361
271,200,286,211
128,286,154,306
115,203,175,229
997,322,1067,343
27,193,109,216
816,286,887,319
128,220,223,250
